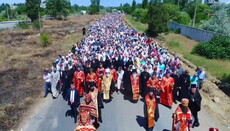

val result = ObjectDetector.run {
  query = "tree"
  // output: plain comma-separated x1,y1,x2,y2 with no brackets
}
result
89,0,100,14
174,12,191,25
132,8,148,23
15,4,27,15
45,0,71,19
142,0,148,9
163,3,180,21
147,3,170,36
25,0,41,22
201,8,230,36
122,3,132,14
132,0,137,12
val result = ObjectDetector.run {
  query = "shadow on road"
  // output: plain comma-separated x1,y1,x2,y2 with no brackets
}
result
162,129,170,131
136,115,147,131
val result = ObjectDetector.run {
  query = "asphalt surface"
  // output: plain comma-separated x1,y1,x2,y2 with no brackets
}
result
21,92,174,131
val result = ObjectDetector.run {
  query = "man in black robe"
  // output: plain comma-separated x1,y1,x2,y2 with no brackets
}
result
178,70,190,101
188,87,202,128
61,66,69,100
66,65,77,93
125,58,133,69
140,66,150,97
122,65,133,97
171,69,180,104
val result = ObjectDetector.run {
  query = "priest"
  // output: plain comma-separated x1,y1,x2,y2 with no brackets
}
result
101,68,113,100
73,66,85,97
130,69,140,101
160,72,175,108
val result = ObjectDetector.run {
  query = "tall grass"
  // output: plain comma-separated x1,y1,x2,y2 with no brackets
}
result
123,15,147,33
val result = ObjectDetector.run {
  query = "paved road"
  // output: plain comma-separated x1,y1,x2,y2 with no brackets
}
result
21,92,174,131
20,90,227,131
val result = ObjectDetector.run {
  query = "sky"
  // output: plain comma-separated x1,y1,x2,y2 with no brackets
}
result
0,0,229,6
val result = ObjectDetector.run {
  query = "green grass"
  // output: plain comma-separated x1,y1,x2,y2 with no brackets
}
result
123,15,147,33
164,33,230,83
124,15,230,83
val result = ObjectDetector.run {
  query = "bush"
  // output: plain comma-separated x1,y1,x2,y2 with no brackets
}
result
32,20,41,29
41,33,51,47
16,22,30,29
173,12,191,25
192,35,230,59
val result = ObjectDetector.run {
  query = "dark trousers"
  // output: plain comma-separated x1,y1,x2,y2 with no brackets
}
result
192,110,199,123
147,127,154,131
45,82,51,96
197,79,204,89
70,104,78,122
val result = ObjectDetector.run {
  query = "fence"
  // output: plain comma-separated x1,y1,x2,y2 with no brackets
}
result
169,22,217,42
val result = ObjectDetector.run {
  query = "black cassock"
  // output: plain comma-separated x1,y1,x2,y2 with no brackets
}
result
188,91,202,123
61,70,68,100
122,70,132,95
171,74,180,102
178,74,190,100
140,71,150,97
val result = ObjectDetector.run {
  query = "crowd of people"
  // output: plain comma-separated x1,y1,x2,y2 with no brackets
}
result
42,14,216,131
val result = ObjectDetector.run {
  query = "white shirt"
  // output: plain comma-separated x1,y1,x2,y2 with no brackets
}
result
70,90,75,104
43,73,51,82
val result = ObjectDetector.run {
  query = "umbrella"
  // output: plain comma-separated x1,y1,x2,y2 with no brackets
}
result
130,36,139,40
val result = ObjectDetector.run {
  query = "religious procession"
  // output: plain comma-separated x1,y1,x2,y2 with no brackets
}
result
43,14,210,131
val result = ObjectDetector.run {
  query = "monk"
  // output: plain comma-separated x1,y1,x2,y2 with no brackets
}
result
145,88,159,131
130,69,140,100
146,73,161,96
101,69,113,100
96,63,105,92
160,72,175,108
73,66,85,97
172,98,192,131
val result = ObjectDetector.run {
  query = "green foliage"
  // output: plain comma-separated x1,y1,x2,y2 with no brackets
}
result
192,36,230,59
174,12,191,25
163,4,180,20
184,2,209,23
142,0,148,9
147,3,170,36
32,20,41,29
122,3,132,14
132,8,148,23
89,0,100,14
132,0,137,12
41,33,51,47
16,22,30,29
15,4,27,15
26,0,41,22
45,0,71,19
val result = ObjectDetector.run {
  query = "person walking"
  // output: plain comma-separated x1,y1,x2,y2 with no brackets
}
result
43,69,51,98
66,84,80,123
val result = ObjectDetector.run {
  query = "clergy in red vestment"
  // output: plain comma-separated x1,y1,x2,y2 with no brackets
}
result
110,65,118,92
146,72,161,90
86,68,98,90
130,69,140,100
96,63,105,92
160,72,175,108
73,66,85,97
172,98,192,131
145,88,159,131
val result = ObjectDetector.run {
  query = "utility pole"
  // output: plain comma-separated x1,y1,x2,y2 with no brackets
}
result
192,0,198,27
6,6,10,21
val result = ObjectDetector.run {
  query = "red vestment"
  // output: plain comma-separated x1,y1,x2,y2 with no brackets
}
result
172,105,192,131
111,69,118,82
73,71,85,96
86,73,98,83
96,68,105,92
145,94,157,128
160,76,174,106
146,78,161,90
130,74,140,100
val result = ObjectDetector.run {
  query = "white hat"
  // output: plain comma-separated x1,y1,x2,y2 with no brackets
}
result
105,68,110,73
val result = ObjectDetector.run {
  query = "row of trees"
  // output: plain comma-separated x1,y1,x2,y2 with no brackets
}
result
122,0,229,37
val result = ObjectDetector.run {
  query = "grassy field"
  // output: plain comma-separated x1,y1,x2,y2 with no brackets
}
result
123,15,147,33
124,15,230,83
